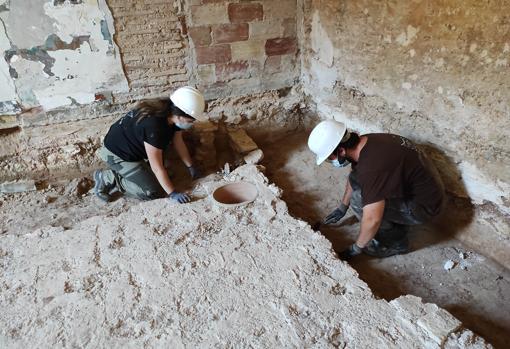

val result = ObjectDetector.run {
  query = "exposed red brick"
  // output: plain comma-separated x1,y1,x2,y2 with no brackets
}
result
196,45,232,64
264,55,281,73
216,60,250,81
228,3,263,23
213,23,249,44
282,18,296,37
189,26,211,47
265,37,297,56
178,15,188,35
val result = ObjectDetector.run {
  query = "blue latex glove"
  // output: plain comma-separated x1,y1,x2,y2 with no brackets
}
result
168,191,191,204
187,165,202,180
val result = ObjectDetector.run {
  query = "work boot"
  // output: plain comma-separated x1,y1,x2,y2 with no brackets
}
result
93,170,113,202
362,237,410,258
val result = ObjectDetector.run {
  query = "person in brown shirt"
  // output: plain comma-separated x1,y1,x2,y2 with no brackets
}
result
308,120,444,260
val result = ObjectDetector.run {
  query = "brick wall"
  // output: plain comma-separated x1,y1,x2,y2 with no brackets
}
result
187,0,299,99
107,0,190,102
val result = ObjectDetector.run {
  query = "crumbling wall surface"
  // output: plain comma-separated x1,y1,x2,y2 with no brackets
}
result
300,0,510,255
186,0,300,99
0,0,302,183
0,165,490,348
0,88,303,183
0,0,191,181
0,0,128,114
206,86,308,142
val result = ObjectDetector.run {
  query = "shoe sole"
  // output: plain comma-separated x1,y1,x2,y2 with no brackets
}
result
364,247,410,258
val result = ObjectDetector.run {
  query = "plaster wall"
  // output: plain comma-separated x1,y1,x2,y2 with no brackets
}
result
300,0,510,253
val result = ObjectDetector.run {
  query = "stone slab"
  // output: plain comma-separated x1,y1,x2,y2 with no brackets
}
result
227,128,259,154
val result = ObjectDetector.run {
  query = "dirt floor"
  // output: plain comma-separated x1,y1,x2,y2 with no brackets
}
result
259,132,510,349
0,131,508,347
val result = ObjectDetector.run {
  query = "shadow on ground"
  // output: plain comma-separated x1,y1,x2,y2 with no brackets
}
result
260,131,510,349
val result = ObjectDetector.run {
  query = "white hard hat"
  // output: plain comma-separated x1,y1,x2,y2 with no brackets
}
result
170,86,206,121
308,120,349,165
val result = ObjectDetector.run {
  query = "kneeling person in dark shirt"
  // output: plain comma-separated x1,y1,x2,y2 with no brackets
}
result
308,120,445,259
93,86,206,204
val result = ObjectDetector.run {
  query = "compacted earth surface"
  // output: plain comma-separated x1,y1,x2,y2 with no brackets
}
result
260,132,510,349
1,165,490,347
0,132,508,347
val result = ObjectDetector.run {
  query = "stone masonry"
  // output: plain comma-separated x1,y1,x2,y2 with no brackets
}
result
188,0,299,98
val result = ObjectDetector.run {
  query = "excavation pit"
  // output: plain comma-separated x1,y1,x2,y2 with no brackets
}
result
212,181,258,206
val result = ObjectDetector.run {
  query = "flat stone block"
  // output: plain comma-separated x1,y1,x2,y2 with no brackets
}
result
227,128,258,154
196,45,232,65
0,115,19,130
263,0,297,19
193,121,218,133
228,3,263,23
244,149,264,164
191,4,229,26
249,20,283,40
196,64,216,84
265,37,297,56
213,23,249,44
216,61,250,82
1,180,37,193
189,26,211,47
231,40,265,62
417,308,462,345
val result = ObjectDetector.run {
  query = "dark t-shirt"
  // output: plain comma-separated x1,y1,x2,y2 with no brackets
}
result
354,134,443,215
104,111,180,161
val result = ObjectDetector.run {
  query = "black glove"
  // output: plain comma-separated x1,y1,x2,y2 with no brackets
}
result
337,243,362,261
323,203,349,225
187,165,202,180
168,191,191,204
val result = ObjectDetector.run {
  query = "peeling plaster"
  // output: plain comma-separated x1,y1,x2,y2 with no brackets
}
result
3,0,55,48
0,13,17,114
459,161,510,214
310,11,334,67
0,0,127,111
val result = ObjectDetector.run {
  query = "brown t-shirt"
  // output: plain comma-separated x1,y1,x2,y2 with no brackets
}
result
354,134,443,215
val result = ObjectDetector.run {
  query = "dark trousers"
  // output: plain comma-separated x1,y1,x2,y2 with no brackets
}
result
349,167,444,244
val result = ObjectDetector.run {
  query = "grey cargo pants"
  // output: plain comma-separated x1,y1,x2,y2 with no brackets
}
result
98,146,165,200
349,153,444,243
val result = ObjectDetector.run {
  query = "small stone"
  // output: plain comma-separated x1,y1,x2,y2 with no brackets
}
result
45,196,57,204
0,180,37,193
444,260,456,271
243,149,264,164
459,252,466,259
62,144,81,157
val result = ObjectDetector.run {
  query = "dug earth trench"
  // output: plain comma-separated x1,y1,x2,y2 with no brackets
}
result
0,165,491,348
260,132,510,349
